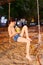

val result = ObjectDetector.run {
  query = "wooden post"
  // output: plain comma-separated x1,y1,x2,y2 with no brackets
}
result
37,0,41,44
8,2,11,20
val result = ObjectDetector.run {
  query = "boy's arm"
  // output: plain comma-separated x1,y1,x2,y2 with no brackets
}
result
10,27,19,37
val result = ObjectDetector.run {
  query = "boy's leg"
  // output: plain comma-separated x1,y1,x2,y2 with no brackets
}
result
20,25,28,37
17,37,32,61
26,41,31,60
20,26,25,37
20,25,31,41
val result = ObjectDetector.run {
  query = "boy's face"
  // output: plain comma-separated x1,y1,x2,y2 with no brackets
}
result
11,21,16,26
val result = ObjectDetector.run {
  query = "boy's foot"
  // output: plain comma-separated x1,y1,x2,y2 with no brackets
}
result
27,38,32,41
26,55,32,61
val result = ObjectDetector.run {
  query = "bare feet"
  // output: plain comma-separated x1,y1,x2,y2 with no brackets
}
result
27,38,32,41
26,55,32,61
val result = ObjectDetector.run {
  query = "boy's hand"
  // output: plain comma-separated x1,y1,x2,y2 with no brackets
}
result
15,26,20,33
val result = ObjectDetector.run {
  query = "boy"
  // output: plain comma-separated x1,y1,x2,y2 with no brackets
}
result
8,18,32,61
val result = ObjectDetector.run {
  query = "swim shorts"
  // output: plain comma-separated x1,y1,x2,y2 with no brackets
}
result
13,34,20,41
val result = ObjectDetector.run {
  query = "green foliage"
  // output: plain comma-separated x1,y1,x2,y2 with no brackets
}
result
11,0,37,19
0,0,43,20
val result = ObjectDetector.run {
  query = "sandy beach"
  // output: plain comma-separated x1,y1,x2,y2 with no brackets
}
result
0,26,43,65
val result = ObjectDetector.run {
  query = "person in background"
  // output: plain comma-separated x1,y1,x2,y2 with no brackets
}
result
20,18,27,26
8,18,32,61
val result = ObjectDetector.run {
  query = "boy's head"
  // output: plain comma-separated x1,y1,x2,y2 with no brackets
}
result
9,17,16,26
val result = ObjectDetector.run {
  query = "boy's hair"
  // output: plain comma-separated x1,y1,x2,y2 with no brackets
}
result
9,17,16,24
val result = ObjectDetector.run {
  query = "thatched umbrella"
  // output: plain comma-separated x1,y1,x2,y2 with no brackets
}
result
0,0,15,5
